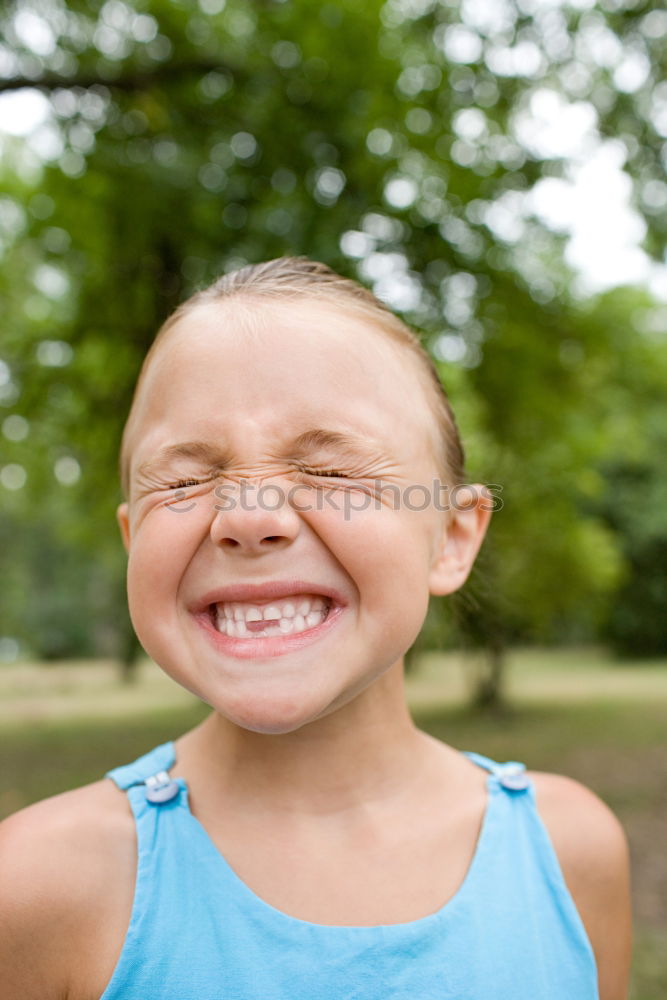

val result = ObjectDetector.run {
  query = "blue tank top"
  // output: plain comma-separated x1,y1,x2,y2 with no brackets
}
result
100,742,598,999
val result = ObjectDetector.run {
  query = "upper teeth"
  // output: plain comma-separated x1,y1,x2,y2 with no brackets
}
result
214,595,330,639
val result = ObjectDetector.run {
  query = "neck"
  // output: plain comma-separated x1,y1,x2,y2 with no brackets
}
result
177,661,439,819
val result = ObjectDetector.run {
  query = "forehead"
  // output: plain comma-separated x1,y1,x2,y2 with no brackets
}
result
126,298,437,471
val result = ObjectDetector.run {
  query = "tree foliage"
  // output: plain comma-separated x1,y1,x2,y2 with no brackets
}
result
1,0,666,691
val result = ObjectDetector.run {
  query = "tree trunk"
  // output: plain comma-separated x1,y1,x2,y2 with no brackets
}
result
119,625,141,685
471,634,506,710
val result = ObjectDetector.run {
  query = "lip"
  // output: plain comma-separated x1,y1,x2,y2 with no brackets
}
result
190,580,348,614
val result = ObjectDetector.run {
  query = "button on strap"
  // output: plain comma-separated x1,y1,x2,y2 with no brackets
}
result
496,763,531,792
145,770,180,804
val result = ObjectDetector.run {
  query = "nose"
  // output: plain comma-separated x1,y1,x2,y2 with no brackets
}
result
210,480,301,554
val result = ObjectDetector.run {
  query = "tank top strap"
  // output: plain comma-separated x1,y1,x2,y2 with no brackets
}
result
105,741,188,906
105,739,188,826
106,741,177,790
463,748,596,972
462,750,533,792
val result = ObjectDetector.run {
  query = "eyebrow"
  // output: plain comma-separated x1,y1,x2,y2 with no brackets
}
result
135,441,231,481
134,429,382,480
288,428,381,458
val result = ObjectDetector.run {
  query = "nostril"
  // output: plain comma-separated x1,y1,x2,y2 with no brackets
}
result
213,532,292,550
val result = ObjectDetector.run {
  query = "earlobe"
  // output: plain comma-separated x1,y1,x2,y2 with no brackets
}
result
116,502,131,553
428,485,492,596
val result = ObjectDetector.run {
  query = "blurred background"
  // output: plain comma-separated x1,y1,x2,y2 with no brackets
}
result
0,0,666,993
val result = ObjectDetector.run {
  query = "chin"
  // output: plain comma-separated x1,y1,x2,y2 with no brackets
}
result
210,691,328,736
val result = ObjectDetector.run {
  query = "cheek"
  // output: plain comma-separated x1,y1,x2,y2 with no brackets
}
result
341,508,434,656
305,501,435,593
126,507,205,607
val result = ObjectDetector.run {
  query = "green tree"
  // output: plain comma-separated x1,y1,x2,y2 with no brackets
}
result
1,0,665,698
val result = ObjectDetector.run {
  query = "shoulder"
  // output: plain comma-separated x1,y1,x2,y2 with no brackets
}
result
529,771,629,880
0,779,135,1000
529,771,631,899
529,771,631,1000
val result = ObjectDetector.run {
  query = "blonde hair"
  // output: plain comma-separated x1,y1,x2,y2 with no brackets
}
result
119,257,465,498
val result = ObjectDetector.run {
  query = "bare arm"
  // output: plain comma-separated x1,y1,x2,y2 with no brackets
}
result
0,783,136,1000
532,772,632,1000
0,806,74,999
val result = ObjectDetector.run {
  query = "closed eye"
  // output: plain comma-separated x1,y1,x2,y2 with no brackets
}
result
296,466,350,479
166,478,206,489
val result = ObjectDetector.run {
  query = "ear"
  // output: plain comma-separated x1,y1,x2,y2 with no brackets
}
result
116,502,131,553
428,484,492,596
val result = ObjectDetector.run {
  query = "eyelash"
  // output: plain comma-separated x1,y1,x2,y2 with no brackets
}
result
167,478,207,489
163,469,352,491
298,467,347,478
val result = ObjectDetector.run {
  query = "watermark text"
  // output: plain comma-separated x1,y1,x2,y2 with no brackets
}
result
164,479,503,517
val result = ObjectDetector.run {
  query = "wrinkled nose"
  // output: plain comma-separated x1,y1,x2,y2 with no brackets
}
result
210,481,301,554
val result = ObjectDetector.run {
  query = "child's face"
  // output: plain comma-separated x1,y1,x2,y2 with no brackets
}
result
117,299,488,733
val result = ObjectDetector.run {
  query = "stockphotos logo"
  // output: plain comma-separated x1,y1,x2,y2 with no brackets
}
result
164,480,503,518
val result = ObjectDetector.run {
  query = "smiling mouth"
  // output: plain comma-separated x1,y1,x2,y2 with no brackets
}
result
209,594,332,639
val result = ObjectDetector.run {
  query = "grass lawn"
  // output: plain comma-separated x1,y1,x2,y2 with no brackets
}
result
1,646,666,999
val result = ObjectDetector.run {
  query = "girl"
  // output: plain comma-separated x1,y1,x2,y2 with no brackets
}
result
0,258,631,999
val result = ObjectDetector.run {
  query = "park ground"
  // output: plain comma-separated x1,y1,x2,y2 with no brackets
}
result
0,646,666,999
